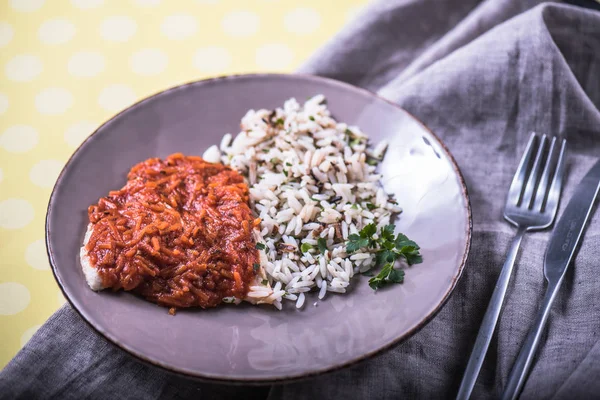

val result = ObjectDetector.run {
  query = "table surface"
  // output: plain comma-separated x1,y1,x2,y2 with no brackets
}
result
0,0,369,368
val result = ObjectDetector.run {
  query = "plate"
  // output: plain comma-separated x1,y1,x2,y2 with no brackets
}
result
47,73,471,382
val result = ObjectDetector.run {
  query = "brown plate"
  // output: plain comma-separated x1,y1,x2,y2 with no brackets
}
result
47,73,471,383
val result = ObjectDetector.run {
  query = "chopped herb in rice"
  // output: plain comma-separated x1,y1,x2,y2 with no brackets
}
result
203,94,420,309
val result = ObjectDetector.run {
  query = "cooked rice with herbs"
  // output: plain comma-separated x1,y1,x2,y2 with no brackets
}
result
203,95,422,309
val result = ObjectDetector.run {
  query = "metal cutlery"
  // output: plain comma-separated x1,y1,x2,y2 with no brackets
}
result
457,133,567,399
502,157,600,400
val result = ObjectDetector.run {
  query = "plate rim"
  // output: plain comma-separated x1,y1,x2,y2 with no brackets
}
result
46,72,472,384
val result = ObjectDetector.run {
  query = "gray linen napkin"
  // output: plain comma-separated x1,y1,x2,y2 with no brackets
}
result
1,1,599,399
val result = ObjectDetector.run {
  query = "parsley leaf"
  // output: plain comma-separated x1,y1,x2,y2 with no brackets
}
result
300,243,313,253
255,242,266,250
387,268,405,283
344,223,423,291
274,118,284,125
317,238,328,255
349,138,362,147
346,233,369,253
394,233,419,250
366,203,376,211
360,223,377,239
253,263,260,272
309,116,315,121
381,224,395,242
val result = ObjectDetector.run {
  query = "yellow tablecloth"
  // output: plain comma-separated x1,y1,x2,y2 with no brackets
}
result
0,0,368,368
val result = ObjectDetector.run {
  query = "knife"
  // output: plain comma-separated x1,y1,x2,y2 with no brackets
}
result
502,158,600,400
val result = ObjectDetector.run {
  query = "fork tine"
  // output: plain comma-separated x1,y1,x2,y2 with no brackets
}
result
532,136,557,211
521,134,548,208
506,133,538,206
543,139,567,216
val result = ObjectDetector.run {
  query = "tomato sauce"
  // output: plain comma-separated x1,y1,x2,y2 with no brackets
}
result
85,153,260,309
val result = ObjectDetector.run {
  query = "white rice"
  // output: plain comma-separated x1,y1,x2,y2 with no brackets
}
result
204,95,402,308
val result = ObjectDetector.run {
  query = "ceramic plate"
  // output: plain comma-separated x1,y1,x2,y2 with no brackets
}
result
47,74,471,382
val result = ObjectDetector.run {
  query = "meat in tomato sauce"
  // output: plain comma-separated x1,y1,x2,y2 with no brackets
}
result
85,153,260,309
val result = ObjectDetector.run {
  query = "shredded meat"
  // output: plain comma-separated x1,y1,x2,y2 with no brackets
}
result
85,153,260,309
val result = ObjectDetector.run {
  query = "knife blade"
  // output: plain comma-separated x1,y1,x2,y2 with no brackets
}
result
544,158,600,282
502,157,600,400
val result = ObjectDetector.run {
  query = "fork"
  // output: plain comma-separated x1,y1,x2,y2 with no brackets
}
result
456,133,567,400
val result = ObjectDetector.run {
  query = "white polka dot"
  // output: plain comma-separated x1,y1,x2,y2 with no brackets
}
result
21,325,42,346
0,125,39,153
68,51,105,77
129,48,168,76
30,159,63,188
255,43,294,70
70,0,103,9
64,121,96,147
0,199,34,230
100,16,137,42
0,22,14,47
221,11,259,37
26,239,50,270
5,54,43,82
161,14,198,40
284,8,321,35
0,93,8,115
35,88,73,115
0,283,30,315
9,0,45,12
38,19,76,45
193,47,231,73
98,84,136,111
133,0,161,6
346,5,364,23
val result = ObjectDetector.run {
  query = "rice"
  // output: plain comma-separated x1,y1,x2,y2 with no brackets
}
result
204,95,402,308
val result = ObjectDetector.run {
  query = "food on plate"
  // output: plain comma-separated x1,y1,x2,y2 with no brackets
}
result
203,95,422,309
81,154,271,309
81,95,422,311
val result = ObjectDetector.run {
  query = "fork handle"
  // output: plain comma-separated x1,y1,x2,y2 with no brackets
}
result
501,276,564,400
456,226,527,400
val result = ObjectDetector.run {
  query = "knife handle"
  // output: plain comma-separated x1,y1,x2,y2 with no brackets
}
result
501,276,564,400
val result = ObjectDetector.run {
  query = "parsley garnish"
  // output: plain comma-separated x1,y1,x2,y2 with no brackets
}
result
345,224,422,291
349,138,362,147
317,238,327,254
366,203,376,210
253,263,260,272
255,242,266,250
283,170,288,177
309,116,315,121
366,158,379,166
275,118,284,125
300,243,313,253
285,162,292,167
